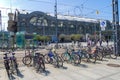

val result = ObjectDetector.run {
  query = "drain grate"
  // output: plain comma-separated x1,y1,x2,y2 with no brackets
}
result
107,63,120,67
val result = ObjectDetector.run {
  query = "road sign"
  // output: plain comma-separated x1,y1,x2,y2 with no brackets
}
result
100,20,106,31
101,27,105,31
100,20,106,27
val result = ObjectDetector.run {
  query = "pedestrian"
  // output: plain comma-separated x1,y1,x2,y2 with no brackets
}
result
106,39,109,46
99,40,102,46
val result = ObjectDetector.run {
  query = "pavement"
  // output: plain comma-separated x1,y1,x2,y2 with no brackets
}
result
0,56,120,80
0,42,119,80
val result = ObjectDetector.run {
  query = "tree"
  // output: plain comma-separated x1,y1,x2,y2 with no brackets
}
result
59,34,66,42
70,34,81,41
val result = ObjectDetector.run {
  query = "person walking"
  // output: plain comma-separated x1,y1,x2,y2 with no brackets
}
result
106,39,109,46
99,39,102,46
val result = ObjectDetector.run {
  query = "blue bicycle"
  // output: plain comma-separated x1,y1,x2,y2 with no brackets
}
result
44,49,63,68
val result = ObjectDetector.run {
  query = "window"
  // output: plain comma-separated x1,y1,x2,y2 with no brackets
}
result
29,17,37,26
58,22,63,27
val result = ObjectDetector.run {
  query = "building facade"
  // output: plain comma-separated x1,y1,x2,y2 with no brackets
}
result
9,11,113,37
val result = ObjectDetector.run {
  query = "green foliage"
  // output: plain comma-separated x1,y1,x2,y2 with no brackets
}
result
59,34,66,39
70,34,82,41
64,35,71,41
59,34,71,42
34,35,51,42
102,30,113,35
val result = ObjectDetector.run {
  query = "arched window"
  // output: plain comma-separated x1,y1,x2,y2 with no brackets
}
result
70,24,74,28
37,17,44,26
50,21,55,27
29,16,48,26
29,17,37,26
58,22,63,27
42,19,48,26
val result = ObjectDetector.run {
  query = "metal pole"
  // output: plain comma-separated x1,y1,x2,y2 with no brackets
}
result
10,0,12,13
112,0,119,55
112,0,116,54
55,0,58,48
0,10,2,31
55,0,58,37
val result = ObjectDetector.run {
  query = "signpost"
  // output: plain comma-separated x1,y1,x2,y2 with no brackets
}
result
100,20,106,31
100,20,106,40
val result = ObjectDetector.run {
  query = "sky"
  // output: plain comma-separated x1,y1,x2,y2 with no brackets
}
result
0,0,120,31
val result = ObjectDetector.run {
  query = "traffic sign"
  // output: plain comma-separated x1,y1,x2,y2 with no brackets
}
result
101,27,105,31
100,20,106,31
100,20,106,28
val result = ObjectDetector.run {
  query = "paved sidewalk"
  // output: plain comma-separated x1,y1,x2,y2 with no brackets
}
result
0,57,120,80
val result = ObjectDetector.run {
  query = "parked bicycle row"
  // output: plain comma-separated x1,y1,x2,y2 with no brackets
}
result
22,45,118,67
2,45,118,79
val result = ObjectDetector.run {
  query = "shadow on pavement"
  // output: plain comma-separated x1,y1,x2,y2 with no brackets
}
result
55,66,68,70
8,73,16,80
62,66,68,69
38,69,51,76
101,59,109,62
17,69,24,78
75,63,88,68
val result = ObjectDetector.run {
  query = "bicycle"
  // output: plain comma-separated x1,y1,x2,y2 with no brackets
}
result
3,53,11,79
61,49,81,65
80,46,97,63
101,46,117,59
22,49,46,72
3,51,19,80
34,53,45,72
9,52,19,75
22,49,34,65
44,49,63,68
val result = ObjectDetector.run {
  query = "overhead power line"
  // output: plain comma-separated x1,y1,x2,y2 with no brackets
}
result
28,0,112,15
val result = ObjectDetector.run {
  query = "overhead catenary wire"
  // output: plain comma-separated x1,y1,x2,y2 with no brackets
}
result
0,0,112,16
28,0,111,13
0,6,112,20
28,0,112,17
0,0,113,20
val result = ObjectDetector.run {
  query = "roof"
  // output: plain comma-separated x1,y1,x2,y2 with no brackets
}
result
47,13,99,23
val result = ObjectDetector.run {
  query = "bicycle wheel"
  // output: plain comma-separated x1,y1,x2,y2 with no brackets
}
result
39,54,45,71
44,54,53,64
36,61,45,73
52,56,58,67
97,52,103,60
73,54,81,65
57,56,63,67
22,56,32,65
13,59,19,75
4,61,11,78
61,53,70,62
110,52,117,59
39,59,45,71
88,54,97,63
